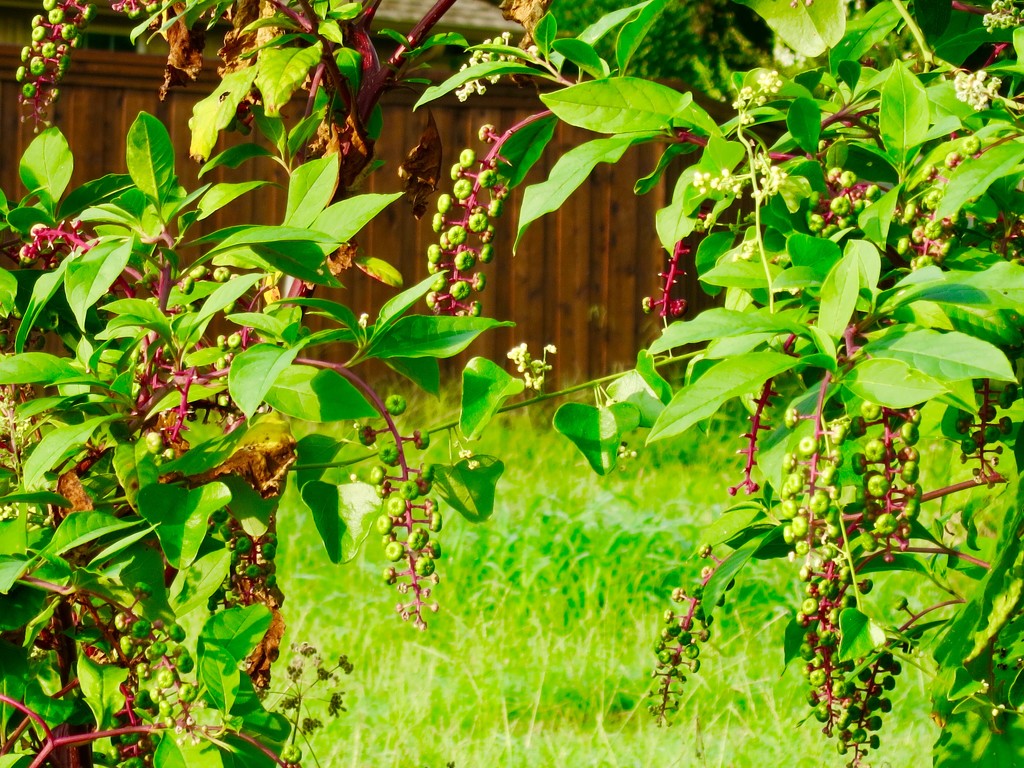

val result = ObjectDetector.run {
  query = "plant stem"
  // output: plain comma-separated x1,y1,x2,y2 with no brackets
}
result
920,474,1006,502
891,0,934,67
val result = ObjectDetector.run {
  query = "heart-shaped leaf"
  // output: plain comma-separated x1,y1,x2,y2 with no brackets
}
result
553,402,641,475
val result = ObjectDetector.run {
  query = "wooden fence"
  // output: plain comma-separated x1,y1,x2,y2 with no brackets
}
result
0,46,716,384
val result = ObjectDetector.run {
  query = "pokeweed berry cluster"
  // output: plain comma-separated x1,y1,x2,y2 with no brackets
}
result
425,127,509,316
16,0,94,123
953,380,1016,482
642,239,689,320
208,512,281,610
357,394,442,629
806,169,882,242
649,550,719,724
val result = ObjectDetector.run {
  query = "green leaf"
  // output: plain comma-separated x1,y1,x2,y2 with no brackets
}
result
615,0,669,73
77,654,128,730
368,316,512,360
16,258,69,353
552,402,641,475
197,644,239,715
138,482,231,568
551,38,608,79
933,708,1024,767
934,142,1024,220
879,62,929,167
579,0,655,44
516,135,644,250
20,127,73,208
432,456,504,523
199,144,275,178
181,272,263,347
702,531,771,617
299,481,379,564
648,353,800,443
818,248,860,339
228,344,302,419
540,78,693,135
414,62,539,108
607,369,665,428
256,43,323,116
829,3,901,72
39,509,139,560
155,732,225,768
201,604,271,662
355,254,403,287
196,182,267,221
24,416,111,490
837,608,886,661
863,329,1015,382
787,98,821,154
843,358,948,408
735,0,845,57
386,357,440,397
126,112,176,206
496,114,558,189
858,184,900,244
702,502,766,548
265,365,375,422
169,548,231,617
312,192,402,242
189,68,258,162
284,154,339,228
0,353,81,385
460,357,525,440
64,238,134,330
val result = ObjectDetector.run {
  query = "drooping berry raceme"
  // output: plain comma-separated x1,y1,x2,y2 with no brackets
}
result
359,393,442,629
425,132,508,317
805,168,882,242
953,379,1014,484
729,334,797,496
16,0,95,124
642,239,689,320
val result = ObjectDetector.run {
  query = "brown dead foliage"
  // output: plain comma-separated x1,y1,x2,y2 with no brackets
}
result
398,111,442,219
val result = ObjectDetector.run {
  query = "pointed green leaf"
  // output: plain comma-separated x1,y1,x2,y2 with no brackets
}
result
540,78,696,135
553,401,641,475
736,0,845,57
228,344,302,419
20,127,73,208
64,238,134,330
648,353,800,442
300,480,380,563
284,154,339,228
265,365,375,422
863,329,1015,382
169,548,231,618
312,192,402,242
843,358,947,408
432,456,504,523
838,607,887,661
138,482,231,568
24,416,111,489
77,655,128,730
879,62,929,166
256,43,323,116
126,112,176,206
460,357,525,440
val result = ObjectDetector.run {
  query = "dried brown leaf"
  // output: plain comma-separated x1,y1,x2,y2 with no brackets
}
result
57,470,92,512
188,432,296,499
328,242,357,276
246,604,285,689
398,111,442,219
160,15,206,99
500,0,552,37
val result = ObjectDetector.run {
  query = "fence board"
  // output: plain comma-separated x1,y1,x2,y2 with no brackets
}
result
0,46,717,385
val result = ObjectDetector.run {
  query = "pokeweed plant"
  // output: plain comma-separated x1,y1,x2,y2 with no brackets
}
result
421,0,1024,765
0,1,551,766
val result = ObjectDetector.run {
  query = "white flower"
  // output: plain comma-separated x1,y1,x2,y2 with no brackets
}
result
954,69,1002,111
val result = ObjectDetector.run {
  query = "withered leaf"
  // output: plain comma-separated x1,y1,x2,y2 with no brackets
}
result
337,114,376,192
328,242,358,276
160,15,206,100
187,431,296,499
246,603,285,689
398,111,442,219
219,0,262,75
57,470,93,512
500,0,553,38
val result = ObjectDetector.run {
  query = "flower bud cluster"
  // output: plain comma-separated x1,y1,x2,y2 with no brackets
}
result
16,0,95,123
953,380,1015,483
985,0,1024,30
954,69,1002,111
426,136,507,316
506,342,555,392
455,32,515,101
731,69,783,124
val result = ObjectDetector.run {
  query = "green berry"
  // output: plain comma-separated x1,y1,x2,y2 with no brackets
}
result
384,541,405,562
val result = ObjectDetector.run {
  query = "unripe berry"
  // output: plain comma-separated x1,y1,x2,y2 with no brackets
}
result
385,394,407,415
384,541,405,562
459,148,476,167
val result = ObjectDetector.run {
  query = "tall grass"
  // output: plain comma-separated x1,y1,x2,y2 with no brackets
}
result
277,408,937,768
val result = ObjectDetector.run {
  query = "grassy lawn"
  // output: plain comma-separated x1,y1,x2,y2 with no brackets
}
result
276,409,938,768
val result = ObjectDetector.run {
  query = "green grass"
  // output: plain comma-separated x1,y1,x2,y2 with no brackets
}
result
276,410,938,768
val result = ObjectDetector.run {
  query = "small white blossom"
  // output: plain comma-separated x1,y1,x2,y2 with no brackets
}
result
954,69,1002,111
